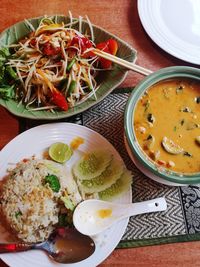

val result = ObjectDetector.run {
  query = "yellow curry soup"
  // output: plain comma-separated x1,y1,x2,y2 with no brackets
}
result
134,78,200,174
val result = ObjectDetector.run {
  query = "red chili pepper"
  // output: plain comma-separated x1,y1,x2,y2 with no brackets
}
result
43,42,61,56
96,39,118,69
51,90,68,111
37,68,68,111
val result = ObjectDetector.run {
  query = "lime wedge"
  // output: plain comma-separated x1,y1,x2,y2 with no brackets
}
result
162,137,183,155
49,142,73,163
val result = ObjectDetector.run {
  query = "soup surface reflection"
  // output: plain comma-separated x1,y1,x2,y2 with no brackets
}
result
134,78,200,174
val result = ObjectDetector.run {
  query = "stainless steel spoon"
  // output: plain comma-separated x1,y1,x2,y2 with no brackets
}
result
0,227,95,263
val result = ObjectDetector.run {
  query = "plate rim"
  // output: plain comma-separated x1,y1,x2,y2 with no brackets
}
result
137,0,200,64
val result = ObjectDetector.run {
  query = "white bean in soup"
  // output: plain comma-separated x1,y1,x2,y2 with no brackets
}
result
133,78,200,174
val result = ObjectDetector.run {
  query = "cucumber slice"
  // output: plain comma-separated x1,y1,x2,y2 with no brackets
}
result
98,170,132,201
73,150,112,180
80,158,124,193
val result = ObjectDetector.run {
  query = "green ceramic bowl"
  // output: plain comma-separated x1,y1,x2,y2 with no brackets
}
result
124,66,200,185
0,15,136,120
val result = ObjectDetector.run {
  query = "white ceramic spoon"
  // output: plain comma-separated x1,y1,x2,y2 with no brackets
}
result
73,197,167,236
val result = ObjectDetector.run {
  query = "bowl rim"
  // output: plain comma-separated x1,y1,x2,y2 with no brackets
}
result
124,66,200,184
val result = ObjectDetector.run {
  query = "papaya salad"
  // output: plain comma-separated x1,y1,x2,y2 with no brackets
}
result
0,15,118,111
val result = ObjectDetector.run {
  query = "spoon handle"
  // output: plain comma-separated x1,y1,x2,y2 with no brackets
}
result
0,243,33,253
125,197,167,217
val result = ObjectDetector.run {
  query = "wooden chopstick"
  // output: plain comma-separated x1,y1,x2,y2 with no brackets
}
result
93,49,153,76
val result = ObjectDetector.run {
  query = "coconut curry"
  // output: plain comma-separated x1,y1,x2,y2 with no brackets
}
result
134,78,200,174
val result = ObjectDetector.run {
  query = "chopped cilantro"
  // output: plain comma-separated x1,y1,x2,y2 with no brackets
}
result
15,210,22,218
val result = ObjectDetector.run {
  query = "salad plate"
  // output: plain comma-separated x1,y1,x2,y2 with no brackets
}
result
138,0,200,64
0,15,136,120
0,123,132,267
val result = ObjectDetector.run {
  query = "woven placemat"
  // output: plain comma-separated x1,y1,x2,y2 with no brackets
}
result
19,88,200,249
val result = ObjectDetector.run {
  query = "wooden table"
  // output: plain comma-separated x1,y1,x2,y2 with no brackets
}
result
0,1,199,266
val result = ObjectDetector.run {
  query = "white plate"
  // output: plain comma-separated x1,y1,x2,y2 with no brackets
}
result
138,0,200,64
0,123,132,267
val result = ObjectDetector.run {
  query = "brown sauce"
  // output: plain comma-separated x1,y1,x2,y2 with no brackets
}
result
54,228,95,263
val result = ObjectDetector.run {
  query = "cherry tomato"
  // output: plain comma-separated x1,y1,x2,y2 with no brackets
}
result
107,39,118,55
96,39,118,69
96,41,109,51
96,42,111,68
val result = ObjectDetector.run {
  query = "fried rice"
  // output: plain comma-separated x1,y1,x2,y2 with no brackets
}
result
0,158,82,243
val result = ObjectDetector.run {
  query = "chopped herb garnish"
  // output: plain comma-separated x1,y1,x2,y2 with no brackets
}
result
183,151,192,157
58,212,73,226
67,57,76,71
0,84,15,100
0,47,17,101
144,100,150,112
176,85,183,94
58,214,68,226
15,210,22,218
67,80,76,96
195,97,200,104
181,107,191,113
5,66,18,80
147,113,155,123
146,134,153,140
173,126,177,132
45,174,60,192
